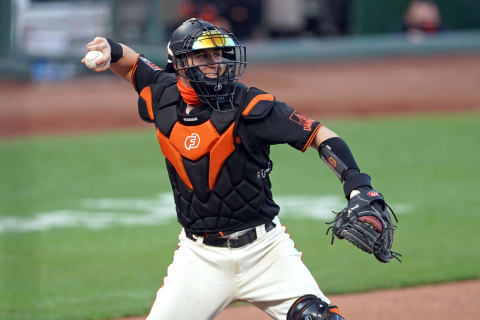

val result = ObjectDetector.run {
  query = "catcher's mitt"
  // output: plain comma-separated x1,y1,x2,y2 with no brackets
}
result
327,188,401,263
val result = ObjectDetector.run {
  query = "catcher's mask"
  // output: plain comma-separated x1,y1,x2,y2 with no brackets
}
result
165,18,246,111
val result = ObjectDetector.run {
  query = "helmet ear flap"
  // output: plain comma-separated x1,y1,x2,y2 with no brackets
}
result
164,41,176,73
175,53,187,68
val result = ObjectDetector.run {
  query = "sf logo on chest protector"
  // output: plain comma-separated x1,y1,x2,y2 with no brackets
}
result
184,133,200,150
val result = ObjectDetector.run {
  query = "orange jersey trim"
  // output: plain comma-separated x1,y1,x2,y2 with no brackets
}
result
140,86,155,121
242,93,274,116
156,128,194,190
130,54,141,91
301,123,322,152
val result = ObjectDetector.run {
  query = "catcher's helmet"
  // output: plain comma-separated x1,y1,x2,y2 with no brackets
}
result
165,18,246,110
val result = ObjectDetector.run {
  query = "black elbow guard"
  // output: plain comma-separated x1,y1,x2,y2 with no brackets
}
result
318,137,372,198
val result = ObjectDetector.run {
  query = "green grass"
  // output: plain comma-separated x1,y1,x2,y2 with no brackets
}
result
0,131,170,216
1,112,479,319
0,226,180,320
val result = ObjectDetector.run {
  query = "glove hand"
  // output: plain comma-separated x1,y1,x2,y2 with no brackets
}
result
327,188,401,263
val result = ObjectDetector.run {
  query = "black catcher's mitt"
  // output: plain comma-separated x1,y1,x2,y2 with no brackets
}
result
327,188,401,263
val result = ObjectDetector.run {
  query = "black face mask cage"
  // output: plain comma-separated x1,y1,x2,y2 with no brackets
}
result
171,28,247,111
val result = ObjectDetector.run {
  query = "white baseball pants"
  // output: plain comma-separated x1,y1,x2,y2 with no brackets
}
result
145,217,329,320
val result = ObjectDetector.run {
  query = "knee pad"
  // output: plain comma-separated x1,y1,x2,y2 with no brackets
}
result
287,294,345,320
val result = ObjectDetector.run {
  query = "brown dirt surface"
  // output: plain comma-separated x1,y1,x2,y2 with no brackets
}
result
117,280,480,320
2,53,479,319
1,54,480,139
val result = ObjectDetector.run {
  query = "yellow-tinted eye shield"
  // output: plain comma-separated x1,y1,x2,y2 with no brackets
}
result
191,30,236,50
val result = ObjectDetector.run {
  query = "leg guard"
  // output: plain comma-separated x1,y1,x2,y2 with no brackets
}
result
287,294,345,320
327,305,345,320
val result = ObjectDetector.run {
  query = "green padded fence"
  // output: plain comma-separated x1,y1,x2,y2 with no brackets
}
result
352,0,480,34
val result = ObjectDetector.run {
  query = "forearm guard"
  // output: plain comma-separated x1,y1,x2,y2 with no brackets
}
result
318,137,371,198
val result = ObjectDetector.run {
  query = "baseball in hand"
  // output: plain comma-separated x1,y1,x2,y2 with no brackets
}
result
84,50,104,69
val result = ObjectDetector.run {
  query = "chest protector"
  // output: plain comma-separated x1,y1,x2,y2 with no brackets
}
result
138,83,279,234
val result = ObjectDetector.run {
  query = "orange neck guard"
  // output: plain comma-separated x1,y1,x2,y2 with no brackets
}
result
177,78,202,106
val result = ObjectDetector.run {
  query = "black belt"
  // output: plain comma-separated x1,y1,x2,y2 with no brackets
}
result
185,221,276,248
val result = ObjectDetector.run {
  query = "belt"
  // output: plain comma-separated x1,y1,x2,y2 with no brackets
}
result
185,221,276,248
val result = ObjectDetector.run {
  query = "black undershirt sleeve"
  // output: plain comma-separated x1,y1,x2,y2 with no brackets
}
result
134,56,177,124
132,55,174,94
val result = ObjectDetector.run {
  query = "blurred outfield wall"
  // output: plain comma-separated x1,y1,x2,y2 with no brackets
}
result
1,0,480,80
352,0,480,34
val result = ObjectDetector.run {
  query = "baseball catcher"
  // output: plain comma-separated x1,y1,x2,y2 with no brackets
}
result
82,16,400,320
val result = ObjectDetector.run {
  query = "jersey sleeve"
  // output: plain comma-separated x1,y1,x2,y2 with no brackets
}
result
133,55,177,123
131,55,175,94
239,100,322,152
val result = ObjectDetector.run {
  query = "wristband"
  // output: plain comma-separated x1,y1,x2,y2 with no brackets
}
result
107,38,123,63
343,173,372,199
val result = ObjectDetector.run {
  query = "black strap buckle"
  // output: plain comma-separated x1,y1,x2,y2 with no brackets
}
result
226,237,235,249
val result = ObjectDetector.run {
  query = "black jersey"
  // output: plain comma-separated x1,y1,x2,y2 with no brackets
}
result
132,56,322,234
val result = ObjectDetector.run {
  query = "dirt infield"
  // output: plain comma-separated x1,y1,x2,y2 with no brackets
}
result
1,54,480,138
190,279,480,319
115,280,480,319
2,54,479,319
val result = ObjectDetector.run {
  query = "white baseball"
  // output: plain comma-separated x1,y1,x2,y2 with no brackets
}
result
84,50,104,69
